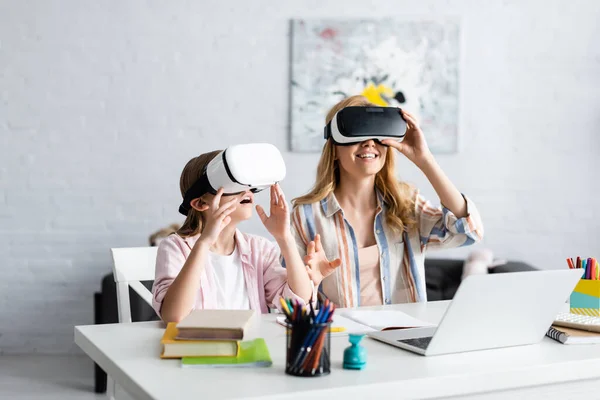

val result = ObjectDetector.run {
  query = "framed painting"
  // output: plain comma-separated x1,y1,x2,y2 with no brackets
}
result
290,18,461,153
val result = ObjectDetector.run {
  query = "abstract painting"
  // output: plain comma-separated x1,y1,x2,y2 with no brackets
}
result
290,19,461,153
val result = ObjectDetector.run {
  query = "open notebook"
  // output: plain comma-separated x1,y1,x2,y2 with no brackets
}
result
340,310,435,330
277,309,434,335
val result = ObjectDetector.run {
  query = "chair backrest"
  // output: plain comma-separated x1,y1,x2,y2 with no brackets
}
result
110,247,158,323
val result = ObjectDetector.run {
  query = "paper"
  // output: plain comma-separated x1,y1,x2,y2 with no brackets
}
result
340,310,434,331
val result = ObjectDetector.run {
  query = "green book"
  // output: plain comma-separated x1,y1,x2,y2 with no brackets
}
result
181,338,272,368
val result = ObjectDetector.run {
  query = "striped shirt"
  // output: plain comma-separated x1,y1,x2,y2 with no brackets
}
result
289,190,484,307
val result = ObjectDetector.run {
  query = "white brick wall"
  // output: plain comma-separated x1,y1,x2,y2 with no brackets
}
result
1,0,599,354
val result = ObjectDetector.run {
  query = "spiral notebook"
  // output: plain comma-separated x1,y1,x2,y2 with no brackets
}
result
546,325,600,345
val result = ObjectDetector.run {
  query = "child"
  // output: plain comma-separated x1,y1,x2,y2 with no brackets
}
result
152,149,314,323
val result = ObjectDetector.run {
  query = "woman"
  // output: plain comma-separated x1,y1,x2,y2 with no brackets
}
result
291,95,484,307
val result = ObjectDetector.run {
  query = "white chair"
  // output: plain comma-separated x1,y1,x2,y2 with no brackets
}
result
107,246,158,400
111,247,158,323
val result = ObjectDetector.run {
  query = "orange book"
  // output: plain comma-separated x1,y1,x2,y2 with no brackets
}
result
160,323,239,359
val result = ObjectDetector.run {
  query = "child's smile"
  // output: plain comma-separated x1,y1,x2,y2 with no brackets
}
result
239,192,254,206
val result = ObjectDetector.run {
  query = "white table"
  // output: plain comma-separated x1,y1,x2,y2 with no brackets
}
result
75,301,600,400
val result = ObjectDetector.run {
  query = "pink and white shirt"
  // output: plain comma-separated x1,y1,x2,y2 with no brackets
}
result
152,230,309,317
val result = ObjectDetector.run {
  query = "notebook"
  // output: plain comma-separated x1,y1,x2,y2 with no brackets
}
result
160,323,239,358
181,338,272,368
276,314,374,335
176,309,255,340
554,312,600,333
546,325,600,345
276,310,433,335
340,310,435,331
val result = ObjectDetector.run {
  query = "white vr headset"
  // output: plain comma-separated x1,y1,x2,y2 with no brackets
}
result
324,106,407,145
179,143,286,216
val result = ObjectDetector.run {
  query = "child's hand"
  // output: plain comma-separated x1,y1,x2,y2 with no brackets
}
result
256,184,290,242
197,188,242,247
381,109,433,169
304,234,342,287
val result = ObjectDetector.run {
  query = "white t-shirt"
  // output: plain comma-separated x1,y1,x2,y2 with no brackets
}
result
208,246,251,310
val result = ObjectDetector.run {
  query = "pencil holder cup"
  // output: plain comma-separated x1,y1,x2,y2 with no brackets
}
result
570,279,600,316
285,321,331,377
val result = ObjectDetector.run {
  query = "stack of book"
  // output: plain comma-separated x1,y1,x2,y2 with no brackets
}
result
160,309,272,367
546,325,600,344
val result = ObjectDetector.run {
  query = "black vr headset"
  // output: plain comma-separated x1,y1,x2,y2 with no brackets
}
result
179,143,286,216
324,106,408,146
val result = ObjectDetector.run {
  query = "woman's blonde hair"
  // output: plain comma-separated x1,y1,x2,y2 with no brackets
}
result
293,95,416,234
176,150,222,237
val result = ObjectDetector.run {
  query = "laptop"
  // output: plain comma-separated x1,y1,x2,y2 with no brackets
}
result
367,269,582,356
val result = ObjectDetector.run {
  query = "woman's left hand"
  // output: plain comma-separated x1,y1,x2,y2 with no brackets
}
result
304,234,342,287
381,109,433,168
256,183,290,242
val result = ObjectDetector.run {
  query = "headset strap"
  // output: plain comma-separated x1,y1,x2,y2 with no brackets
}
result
178,173,214,216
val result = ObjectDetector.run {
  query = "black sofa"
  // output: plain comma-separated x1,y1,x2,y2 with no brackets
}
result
92,258,536,393
423,259,537,301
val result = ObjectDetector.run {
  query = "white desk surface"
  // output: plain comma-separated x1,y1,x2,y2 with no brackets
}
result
75,301,600,400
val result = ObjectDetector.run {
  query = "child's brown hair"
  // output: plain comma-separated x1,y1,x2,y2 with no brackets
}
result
176,150,222,237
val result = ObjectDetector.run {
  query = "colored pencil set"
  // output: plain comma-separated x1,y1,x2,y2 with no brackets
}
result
280,297,334,377
567,257,599,280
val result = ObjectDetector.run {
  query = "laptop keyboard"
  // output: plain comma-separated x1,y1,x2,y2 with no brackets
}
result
397,336,433,350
